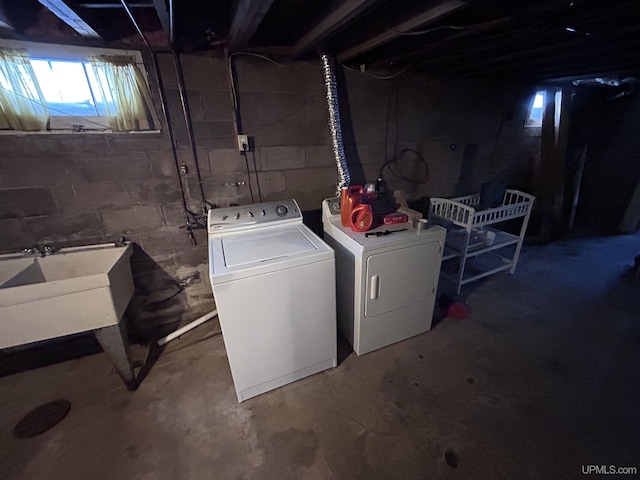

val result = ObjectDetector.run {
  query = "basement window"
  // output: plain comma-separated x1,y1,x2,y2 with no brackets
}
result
525,91,544,127
0,40,159,134
29,59,114,131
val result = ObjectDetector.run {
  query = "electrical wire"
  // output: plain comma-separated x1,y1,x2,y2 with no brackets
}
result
242,150,256,203
300,59,324,69
229,51,294,68
168,91,321,140
250,148,263,202
231,51,323,70
228,52,291,114
392,82,399,159
226,47,327,144
383,86,391,162
340,63,413,80
4,50,393,135
245,92,322,135
378,148,430,184
226,50,324,207
385,14,518,38
382,81,399,162
386,25,465,36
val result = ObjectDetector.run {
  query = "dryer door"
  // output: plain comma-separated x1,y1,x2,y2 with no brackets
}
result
364,241,440,318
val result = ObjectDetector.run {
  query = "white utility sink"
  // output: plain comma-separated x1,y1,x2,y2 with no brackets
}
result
0,243,137,389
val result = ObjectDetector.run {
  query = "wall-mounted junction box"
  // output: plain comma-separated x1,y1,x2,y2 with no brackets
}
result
237,135,250,152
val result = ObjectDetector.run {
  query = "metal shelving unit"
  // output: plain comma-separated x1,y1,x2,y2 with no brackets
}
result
429,189,535,294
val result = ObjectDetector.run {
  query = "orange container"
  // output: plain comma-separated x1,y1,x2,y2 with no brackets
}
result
350,203,374,232
341,185,363,227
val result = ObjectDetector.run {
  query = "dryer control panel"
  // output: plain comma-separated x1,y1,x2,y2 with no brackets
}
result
208,199,301,234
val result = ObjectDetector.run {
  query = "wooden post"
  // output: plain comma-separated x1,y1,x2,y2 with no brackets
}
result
554,88,571,227
538,87,570,240
568,144,587,230
619,179,640,233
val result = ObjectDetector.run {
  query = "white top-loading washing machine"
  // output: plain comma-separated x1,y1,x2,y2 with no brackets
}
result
322,197,446,355
208,199,336,402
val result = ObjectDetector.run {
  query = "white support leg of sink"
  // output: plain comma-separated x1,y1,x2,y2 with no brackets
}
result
95,318,136,390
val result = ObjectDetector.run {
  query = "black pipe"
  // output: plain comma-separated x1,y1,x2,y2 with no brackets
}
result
173,52,208,213
169,0,175,48
121,0,151,50
120,0,191,224
152,52,191,222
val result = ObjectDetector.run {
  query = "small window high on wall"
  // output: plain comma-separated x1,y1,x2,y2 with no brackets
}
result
525,90,544,127
0,40,159,133
30,59,112,128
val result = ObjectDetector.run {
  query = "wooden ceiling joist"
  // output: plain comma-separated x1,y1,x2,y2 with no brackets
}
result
227,0,275,51
0,3,13,29
366,15,517,70
151,0,169,35
78,3,153,7
413,24,566,73
3,0,638,84
541,68,640,85
511,53,640,82
337,0,466,63
445,47,640,81
37,0,101,38
292,0,383,57
442,35,639,78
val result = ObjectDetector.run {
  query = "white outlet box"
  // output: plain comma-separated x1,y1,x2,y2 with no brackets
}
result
237,135,249,152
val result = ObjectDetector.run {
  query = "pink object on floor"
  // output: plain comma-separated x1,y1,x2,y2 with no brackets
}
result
447,302,469,319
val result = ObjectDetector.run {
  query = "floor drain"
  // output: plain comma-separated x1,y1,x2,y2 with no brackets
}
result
13,400,71,439
444,448,459,468
466,377,475,384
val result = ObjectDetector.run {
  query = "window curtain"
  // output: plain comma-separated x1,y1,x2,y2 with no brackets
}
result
0,49,49,131
89,55,159,132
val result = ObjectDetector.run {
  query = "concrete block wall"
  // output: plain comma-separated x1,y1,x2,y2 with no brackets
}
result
0,50,540,345
229,56,337,210
342,72,541,202
0,131,209,337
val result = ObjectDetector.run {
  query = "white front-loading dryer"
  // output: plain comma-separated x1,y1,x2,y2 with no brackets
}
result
208,199,336,402
322,197,446,355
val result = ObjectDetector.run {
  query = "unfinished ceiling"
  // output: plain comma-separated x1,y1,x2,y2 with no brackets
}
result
1,0,639,83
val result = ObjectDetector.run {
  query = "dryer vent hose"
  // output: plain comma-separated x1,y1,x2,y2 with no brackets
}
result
321,53,350,194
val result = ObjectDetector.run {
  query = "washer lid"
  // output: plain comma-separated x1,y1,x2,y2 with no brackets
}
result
222,228,317,267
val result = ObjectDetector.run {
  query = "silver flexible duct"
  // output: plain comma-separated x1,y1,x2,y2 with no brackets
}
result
321,53,350,194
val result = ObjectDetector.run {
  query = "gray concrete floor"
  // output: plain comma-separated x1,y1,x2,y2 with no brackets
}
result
1,230,639,479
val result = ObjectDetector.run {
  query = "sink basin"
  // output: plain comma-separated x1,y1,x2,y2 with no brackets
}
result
0,244,134,349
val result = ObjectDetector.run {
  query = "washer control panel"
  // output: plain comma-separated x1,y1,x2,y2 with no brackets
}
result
208,199,301,234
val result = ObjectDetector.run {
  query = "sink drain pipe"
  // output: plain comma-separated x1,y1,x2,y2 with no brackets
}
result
157,309,218,346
